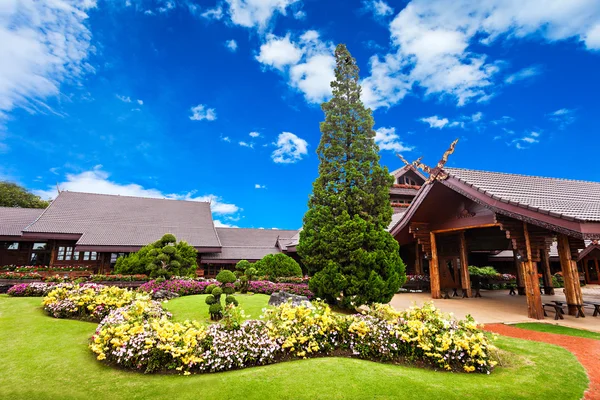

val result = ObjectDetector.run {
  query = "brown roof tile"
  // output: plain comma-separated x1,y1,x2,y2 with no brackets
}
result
0,207,44,236
202,227,299,261
446,168,600,222
23,191,221,248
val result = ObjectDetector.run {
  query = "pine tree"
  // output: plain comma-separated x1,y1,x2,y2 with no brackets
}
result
297,44,406,309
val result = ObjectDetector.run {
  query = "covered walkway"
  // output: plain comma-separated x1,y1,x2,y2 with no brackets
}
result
390,287,600,331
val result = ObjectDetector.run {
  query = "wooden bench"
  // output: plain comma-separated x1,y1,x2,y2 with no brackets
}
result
543,303,564,320
584,301,600,317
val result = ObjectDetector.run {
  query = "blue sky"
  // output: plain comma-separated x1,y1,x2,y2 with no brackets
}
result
1,0,599,230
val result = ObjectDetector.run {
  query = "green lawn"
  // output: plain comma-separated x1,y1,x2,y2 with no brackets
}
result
163,293,271,323
513,322,600,340
0,295,588,400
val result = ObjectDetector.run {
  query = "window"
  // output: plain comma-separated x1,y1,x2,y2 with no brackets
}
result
91,252,97,261
57,246,65,261
83,252,90,261
73,252,80,261
65,247,73,261
32,242,47,250
6,242,19,250
110,253,127,266
401,176,417,186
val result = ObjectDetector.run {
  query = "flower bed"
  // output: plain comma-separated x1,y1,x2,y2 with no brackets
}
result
43,284,148,321
88,274,150,282
88,296,496,375
248,280,313,298
138,279,213,296
0,271,43,280
7,282,56,297
273,276,310,284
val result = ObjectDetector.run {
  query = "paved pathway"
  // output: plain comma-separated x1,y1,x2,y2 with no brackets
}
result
485,324,600,400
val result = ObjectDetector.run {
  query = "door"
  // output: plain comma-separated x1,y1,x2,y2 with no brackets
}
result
439,256,461,289
586,258,600,284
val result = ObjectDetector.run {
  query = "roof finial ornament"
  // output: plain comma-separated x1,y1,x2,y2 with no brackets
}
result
56,182,61,195
396,139,459,185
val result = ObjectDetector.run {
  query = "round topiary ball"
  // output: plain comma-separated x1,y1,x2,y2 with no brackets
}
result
225,295,239,306
205,294,216,305
223,285,234,295
157,253,170,263
161,233,177,244
205,284,216,294
212,287,223,297
216,270,237,284
169,260,181,269
162,245,176,255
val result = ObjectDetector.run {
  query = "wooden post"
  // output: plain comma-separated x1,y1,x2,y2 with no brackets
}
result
49,240,57,266
458,231,472,298
540,247,555,295
415,242,423,275
557,234,583,315
429,231,441,299
513,251,525,295
522,222,544,320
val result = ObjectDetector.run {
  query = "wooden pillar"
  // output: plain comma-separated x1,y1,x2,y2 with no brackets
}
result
429,231,441,299
540,247,555,295
557,234,583,315
522,222,544,320
458,231,472,298
50,240,57,266
513,251,525,295
415,242,423,275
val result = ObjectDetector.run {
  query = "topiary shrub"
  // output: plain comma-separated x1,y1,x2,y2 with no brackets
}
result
239,275,249,294
211,287,223,302
208,303,223,320
114,233,198,278
225,295,239,306
205,284,217,294
205,294,217,305
236,260,252,273
254,253,302,279
216,270,236,284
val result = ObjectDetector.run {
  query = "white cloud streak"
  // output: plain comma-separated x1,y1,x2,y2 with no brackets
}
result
271,132,308,163
374,127,413,153
189,104,217,121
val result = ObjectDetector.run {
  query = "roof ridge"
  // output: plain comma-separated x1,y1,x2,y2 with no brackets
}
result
446,167,600,185
59,190,211,204
216,227,298,232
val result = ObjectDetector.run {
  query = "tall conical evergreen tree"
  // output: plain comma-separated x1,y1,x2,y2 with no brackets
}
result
297,44,406,309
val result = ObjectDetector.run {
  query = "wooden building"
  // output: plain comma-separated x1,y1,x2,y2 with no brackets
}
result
388,167,600,319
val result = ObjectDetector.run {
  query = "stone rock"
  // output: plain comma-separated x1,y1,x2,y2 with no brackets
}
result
355,304,371,314
152,290,180,301
268,291,313,308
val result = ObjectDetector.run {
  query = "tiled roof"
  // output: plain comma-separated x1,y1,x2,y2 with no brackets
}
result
23,191,221,248
202,227,299,261
390,187,419,196
446,168,600,222
0,207,44,236
388,211,406,232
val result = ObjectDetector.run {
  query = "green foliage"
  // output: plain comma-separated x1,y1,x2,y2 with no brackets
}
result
297,44,406,309
114,234,197,278
205,295,217,305
246,267,257,280
220,303,244,330
225,295,239,306
468,266,499,277
236,260,252,273
205,284,217,294
208,303,223,320
239,275,249,294
255,253,302,279
0,182,49,209
216,270,237,284
212,287,223,300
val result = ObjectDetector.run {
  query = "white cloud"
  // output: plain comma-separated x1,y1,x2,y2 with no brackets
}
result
0,0,96,120
189,104,217,121
513,131,541,149
548,107,576,129
491,116,514,125
201,5,224,19
294,10,306,19
271,132,308,163
256,34,303,71
257,31,335,103
116,94,132,103
249,131,260,137
255,183,266,189
420,116,449,129
213,220,239,228
505,65,542,84
221,136,231,142
33,165,240,215
137,99,143,105
364,0,394,17
361,0,600,109
374,127,413,153
225,0,300,29
239,141,254,148
471,111,483,122
225,39,238,52
158,0,175,13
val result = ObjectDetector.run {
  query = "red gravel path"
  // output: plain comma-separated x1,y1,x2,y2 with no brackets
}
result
485,324,600,400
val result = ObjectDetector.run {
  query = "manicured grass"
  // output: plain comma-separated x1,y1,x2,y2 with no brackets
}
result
163,293,271,323
0,294,588,400
514,322,600,340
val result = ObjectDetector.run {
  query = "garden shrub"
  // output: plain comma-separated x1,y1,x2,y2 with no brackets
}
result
254,254,302,279
248,280,313,298
235,260,252,274
139,279,212,296
114,234,198,278
7,282,55,297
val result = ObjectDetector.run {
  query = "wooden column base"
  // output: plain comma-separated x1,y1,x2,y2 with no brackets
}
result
544,286,555,295
517,287,526,296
